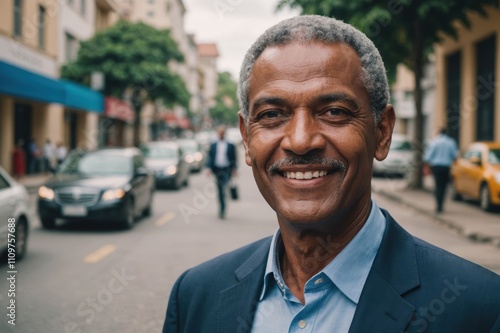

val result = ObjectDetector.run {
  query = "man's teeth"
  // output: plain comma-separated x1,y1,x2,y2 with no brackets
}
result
285,171,328,179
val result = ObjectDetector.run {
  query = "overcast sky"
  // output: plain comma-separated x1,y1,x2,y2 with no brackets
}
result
183,0,300,79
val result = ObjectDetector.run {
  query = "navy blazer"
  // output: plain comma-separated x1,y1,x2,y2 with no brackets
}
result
163,210,500,333
206,141,237,172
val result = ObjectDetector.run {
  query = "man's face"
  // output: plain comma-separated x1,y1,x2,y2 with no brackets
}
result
239,41,394,226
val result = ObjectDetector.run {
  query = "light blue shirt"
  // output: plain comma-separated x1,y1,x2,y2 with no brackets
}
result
424,134,458,167
251,199,387,333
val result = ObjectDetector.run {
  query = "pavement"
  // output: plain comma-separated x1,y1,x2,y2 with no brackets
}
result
371,175,500,247
19,172,500,247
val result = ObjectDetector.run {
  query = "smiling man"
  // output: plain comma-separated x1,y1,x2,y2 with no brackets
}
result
162,16,500,333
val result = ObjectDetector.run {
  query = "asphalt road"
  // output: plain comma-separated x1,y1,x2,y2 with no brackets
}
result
1,151,499,332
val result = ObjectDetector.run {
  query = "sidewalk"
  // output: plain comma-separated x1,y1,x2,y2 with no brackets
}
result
372,175,500,247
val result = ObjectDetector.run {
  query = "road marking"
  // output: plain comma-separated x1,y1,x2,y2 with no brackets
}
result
156,212,176,227
84,244,117,263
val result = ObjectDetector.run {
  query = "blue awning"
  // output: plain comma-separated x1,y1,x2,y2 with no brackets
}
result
60,80,104,113
0,60,103,113
0,60,65,104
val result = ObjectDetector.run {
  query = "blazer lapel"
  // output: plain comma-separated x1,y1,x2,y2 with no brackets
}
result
349,211,420,333
216,238,271,333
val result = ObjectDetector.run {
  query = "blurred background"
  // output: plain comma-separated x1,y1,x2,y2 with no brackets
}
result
0,0,499,332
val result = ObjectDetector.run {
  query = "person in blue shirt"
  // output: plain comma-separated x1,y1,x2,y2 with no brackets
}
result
424,128,458,213
162,16,499,333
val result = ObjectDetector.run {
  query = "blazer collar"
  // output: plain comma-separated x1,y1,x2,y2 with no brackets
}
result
216,237,272,333
349,209,420,333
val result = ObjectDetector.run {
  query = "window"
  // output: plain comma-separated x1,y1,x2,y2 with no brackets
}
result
80,0,86,15
65,32,79,62
147,10,154,17
38,5,46,49
0,175,10,190
13,0,23,37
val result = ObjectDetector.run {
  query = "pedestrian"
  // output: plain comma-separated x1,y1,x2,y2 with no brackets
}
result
55,141,68,166
28,138,40,174
162,16,500,333
424,128,458,213
205,125,237,219
42,138,55,174
12,140,26,180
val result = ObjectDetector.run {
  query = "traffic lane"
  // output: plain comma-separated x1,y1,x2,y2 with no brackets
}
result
1,183,192,333
373,192,500,275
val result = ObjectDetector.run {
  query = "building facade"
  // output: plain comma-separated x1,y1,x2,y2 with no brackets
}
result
0,0,101,175
434,5,500,149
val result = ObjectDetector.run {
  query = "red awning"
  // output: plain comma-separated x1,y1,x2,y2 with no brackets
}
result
104,97,135,123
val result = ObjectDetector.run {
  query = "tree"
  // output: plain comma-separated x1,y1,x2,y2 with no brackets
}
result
209,71,239,125
61,20,190,146
278,0,498,188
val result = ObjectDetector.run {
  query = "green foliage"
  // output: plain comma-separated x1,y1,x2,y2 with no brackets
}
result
61,20,189,108
277,0,498,79
209,72,239,125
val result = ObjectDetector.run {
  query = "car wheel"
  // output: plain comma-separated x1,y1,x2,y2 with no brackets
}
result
15,218,28,260
449,180,462,201
183,176,189,187
120,199,135,229
480,183,493,212
41,218,56,229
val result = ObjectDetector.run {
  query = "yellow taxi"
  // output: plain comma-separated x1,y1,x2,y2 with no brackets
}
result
450,142,500,211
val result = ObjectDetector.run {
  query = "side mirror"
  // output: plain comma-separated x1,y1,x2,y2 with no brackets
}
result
469,156,482,166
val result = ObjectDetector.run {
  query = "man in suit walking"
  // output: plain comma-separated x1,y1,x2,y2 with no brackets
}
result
163,16,500,333
206,126,237,219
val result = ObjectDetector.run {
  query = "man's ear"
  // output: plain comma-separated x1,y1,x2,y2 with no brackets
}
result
374,105,396,161
238,112,252,166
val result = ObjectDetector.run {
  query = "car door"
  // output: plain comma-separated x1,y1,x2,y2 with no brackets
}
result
468,146,487,199
0,173,15,250
462,149,483,198
453,150,469,195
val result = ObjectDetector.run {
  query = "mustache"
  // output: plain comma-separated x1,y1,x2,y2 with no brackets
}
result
268,154,346,175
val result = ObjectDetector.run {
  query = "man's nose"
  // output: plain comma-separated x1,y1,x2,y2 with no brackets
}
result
280,110,326,155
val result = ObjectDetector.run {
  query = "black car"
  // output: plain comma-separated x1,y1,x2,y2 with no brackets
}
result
141,141,190,190
37,148,155,230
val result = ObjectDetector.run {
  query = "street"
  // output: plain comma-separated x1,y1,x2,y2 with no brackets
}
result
1,150,500,333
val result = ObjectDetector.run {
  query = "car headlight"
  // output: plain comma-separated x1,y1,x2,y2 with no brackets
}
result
185,154,194,163
193,152,203,162
38,186,55,200
102,188,126,201
164,165,177,175
494,172,500,184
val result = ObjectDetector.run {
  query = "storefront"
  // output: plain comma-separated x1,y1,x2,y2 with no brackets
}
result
100,97,135,147
0,60,103,174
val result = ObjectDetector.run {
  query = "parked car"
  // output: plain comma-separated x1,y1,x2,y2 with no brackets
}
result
177,139,205,172
0,166,30,260
141,141,190,190
373,134,414,177
450,142,500,211
37,148,155,230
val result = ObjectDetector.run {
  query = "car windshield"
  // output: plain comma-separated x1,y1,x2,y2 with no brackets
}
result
142,146,176,159
391,140,412,151
59,152,132,175
488,149,500,164
179,141,198,153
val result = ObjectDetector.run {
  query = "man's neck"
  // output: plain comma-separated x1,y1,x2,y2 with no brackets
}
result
278,199,373,304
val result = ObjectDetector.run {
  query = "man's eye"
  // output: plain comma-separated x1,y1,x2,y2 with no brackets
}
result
260,110,282,119
326,108,348,116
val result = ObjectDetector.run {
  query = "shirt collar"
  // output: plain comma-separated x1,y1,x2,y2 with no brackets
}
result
259,198,387,304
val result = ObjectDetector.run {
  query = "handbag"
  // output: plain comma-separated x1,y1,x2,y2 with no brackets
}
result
229,181,239,200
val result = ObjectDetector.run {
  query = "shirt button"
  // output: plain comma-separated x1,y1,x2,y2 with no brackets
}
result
315,278,324,285
298,320,307,329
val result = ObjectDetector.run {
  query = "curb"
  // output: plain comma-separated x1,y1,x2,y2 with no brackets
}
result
372,186,500,248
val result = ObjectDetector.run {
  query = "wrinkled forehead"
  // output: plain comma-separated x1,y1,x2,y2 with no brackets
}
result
248,41,365,97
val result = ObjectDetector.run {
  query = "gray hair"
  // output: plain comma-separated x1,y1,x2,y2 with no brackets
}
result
237,15,390,125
